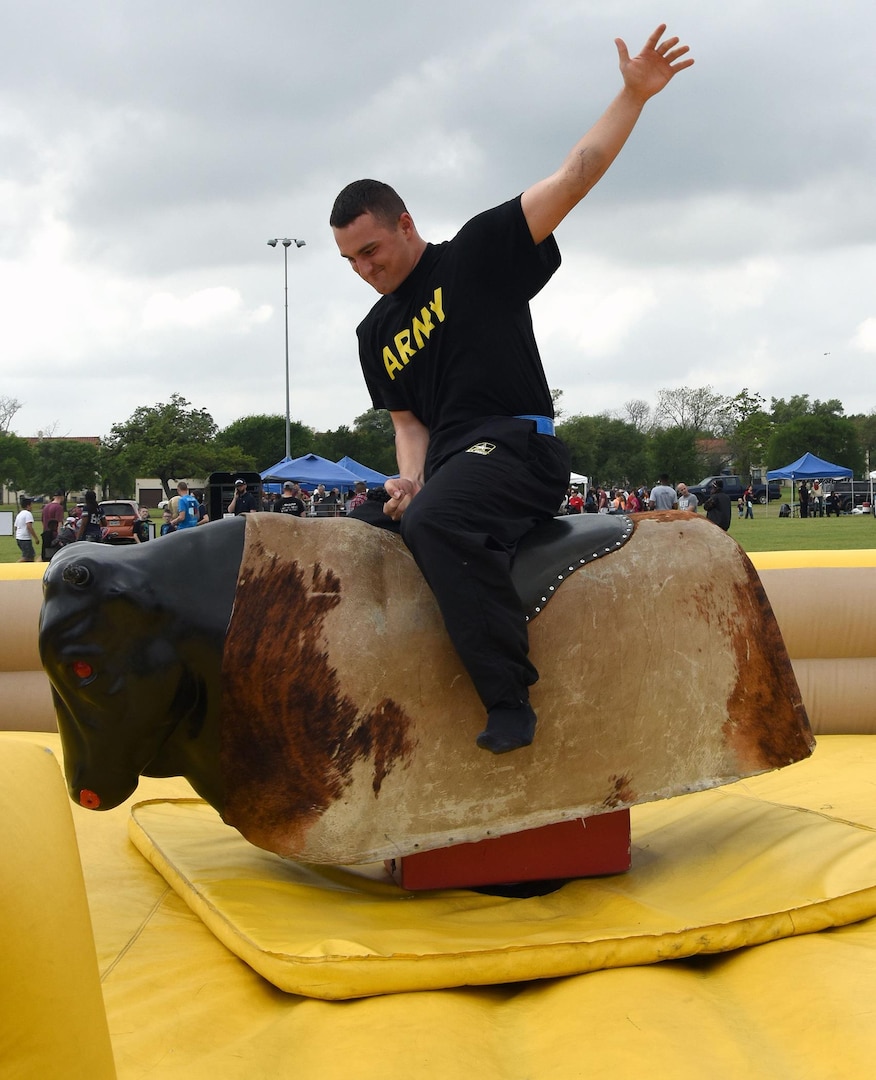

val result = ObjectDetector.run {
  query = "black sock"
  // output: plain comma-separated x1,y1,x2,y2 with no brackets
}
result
476,702,537,755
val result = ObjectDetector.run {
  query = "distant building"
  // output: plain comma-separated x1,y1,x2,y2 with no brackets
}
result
136,479,207,508
695,437,733,474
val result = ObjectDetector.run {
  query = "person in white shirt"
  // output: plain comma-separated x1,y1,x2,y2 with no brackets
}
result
14,496,40,562
649,474,678,510
676,483,698,512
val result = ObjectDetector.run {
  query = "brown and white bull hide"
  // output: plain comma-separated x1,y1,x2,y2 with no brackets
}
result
219,512,813,863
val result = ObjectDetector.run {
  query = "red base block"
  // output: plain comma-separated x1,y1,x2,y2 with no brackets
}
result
386,810,631,891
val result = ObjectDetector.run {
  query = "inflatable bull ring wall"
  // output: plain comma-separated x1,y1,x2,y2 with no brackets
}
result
39,511,813,864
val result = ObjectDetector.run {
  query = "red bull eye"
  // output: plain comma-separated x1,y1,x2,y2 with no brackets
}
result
72,660,93,679
79,789,101,809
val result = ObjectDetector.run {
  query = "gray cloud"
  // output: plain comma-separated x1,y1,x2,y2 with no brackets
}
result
3,0,874,449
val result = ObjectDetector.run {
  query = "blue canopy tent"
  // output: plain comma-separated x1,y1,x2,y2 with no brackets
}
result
335,456,390,485
766,452,853,516
766,452,853,482
260,454,362,490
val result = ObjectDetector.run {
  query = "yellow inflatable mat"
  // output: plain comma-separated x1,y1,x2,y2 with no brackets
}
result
129,782,876,1000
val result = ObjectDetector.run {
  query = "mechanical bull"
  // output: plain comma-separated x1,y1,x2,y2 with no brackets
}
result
40,511,813,864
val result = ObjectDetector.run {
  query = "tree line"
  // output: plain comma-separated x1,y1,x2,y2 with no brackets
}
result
1,388,874,499
556,388,874,489
0,393,400,498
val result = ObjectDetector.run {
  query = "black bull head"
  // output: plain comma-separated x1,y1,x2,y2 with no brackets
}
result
39,519,245,812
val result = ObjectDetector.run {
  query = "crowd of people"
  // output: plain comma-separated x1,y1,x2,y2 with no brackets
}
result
261,480,370,517
25,465,818,565
12,477,378,562
560,474,733,531
14,492,158,563
795,480,841,518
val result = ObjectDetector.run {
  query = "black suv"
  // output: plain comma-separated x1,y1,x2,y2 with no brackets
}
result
688,475,781,505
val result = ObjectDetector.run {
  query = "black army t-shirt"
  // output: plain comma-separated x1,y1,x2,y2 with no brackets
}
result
357,197,560,463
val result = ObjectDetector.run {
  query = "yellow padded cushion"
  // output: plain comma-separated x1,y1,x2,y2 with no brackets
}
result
0,574,57,732
0,562,46,581
791,658,876,735
748,549,876,570
129,784,876,1001
0,580,44,672
5,732,876,1078
757,567,876,659
0,740,116,1079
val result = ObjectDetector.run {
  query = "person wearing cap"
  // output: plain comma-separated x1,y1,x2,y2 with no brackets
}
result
14,496,40,562
274,481,306,518
703,478,732,532
228,478,258,516
56,516,79,548
330,26,694,755
40,489,66,561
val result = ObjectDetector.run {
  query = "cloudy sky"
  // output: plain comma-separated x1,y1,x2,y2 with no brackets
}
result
3,0,875,449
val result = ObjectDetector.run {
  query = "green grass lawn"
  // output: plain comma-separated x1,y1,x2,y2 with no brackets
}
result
2,501,872,563
721,508,874,553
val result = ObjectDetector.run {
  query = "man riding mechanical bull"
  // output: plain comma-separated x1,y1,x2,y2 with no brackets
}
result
36,27,813,866
329,25,694,754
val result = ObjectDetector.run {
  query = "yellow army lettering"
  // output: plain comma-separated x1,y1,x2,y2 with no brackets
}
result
382,287,446,380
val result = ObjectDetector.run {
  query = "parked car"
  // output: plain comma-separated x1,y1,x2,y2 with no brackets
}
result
825,480,875,513
99,500,140,543
687,475,782,506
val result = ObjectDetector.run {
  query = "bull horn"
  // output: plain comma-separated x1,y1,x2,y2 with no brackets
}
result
62,564,92,587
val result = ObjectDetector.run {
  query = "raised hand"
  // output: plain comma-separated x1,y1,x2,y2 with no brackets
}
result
615,23,694,102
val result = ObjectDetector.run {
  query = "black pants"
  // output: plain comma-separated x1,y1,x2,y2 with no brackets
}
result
399,418,570,712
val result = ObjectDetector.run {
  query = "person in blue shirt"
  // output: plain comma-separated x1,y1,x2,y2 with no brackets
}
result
174,481,200,530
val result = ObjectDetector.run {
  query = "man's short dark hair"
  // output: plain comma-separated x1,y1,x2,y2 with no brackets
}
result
330,180,408,229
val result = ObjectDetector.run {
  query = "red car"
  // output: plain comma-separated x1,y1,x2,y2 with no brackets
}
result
99,500,141,544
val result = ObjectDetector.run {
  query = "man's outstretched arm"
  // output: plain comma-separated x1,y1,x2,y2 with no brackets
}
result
521,24,694,245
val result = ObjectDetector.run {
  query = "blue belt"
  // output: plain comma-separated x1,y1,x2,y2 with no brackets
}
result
515,414,555,436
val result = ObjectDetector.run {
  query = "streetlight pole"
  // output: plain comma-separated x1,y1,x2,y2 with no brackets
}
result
267,237,306,460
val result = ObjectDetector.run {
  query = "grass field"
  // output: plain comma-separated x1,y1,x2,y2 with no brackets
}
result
720,510,874,552
2,501,872,562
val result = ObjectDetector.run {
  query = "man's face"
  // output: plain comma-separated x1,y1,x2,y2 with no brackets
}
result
333,211,418,295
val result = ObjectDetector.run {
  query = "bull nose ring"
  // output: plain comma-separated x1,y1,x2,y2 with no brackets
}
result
79,789,101,809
